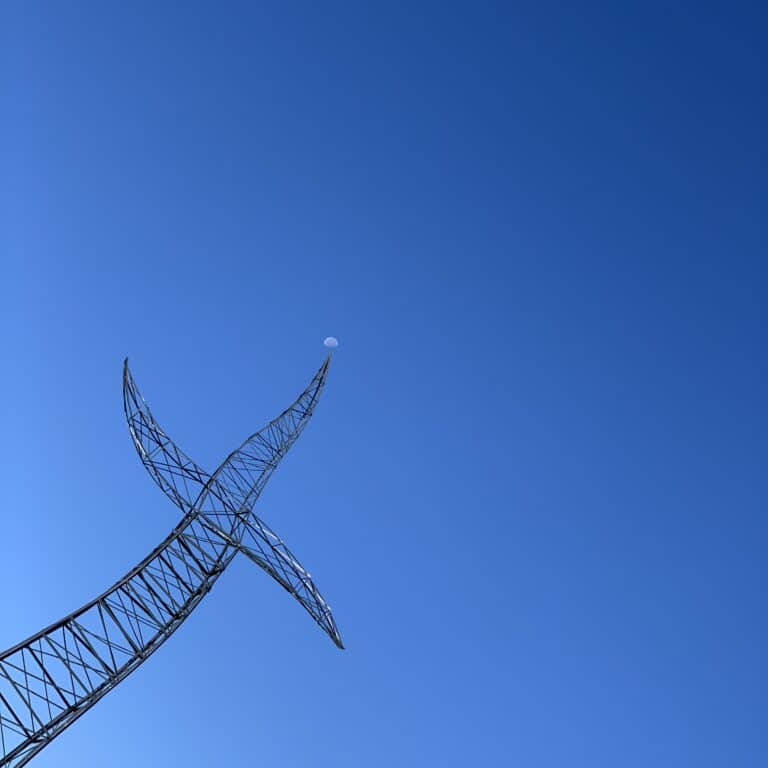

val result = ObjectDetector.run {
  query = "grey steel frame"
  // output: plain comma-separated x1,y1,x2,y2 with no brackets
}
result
123,357,341,646
0,355,340,767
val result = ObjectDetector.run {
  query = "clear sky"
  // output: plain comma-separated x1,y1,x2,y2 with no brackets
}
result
1,2,765,766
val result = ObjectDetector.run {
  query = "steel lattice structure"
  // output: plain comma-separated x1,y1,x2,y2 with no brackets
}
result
0,355,341,767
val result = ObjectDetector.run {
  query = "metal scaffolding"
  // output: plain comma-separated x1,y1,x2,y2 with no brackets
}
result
0,355,341,767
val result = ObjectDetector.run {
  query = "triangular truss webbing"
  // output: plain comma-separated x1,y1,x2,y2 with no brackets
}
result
123,356,341,646
0,357,333,768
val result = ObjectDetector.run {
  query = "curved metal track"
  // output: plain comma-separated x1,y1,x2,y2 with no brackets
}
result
0,356,338,767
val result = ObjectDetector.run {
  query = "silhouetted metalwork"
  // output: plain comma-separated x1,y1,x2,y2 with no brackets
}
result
0,355,340,767
123,358,341,646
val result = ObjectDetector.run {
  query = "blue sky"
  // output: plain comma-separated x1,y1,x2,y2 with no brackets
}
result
1,2,765,766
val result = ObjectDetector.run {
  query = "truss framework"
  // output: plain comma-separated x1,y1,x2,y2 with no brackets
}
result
0,356,339,767
123,357,341,646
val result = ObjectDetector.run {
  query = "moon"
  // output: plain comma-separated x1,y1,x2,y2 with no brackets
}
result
323,336,339,348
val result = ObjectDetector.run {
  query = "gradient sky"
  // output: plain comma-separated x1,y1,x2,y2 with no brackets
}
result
1,2,765,766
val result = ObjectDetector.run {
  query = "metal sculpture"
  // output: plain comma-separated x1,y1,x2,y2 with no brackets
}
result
0,354,341,767
123,358,341,646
